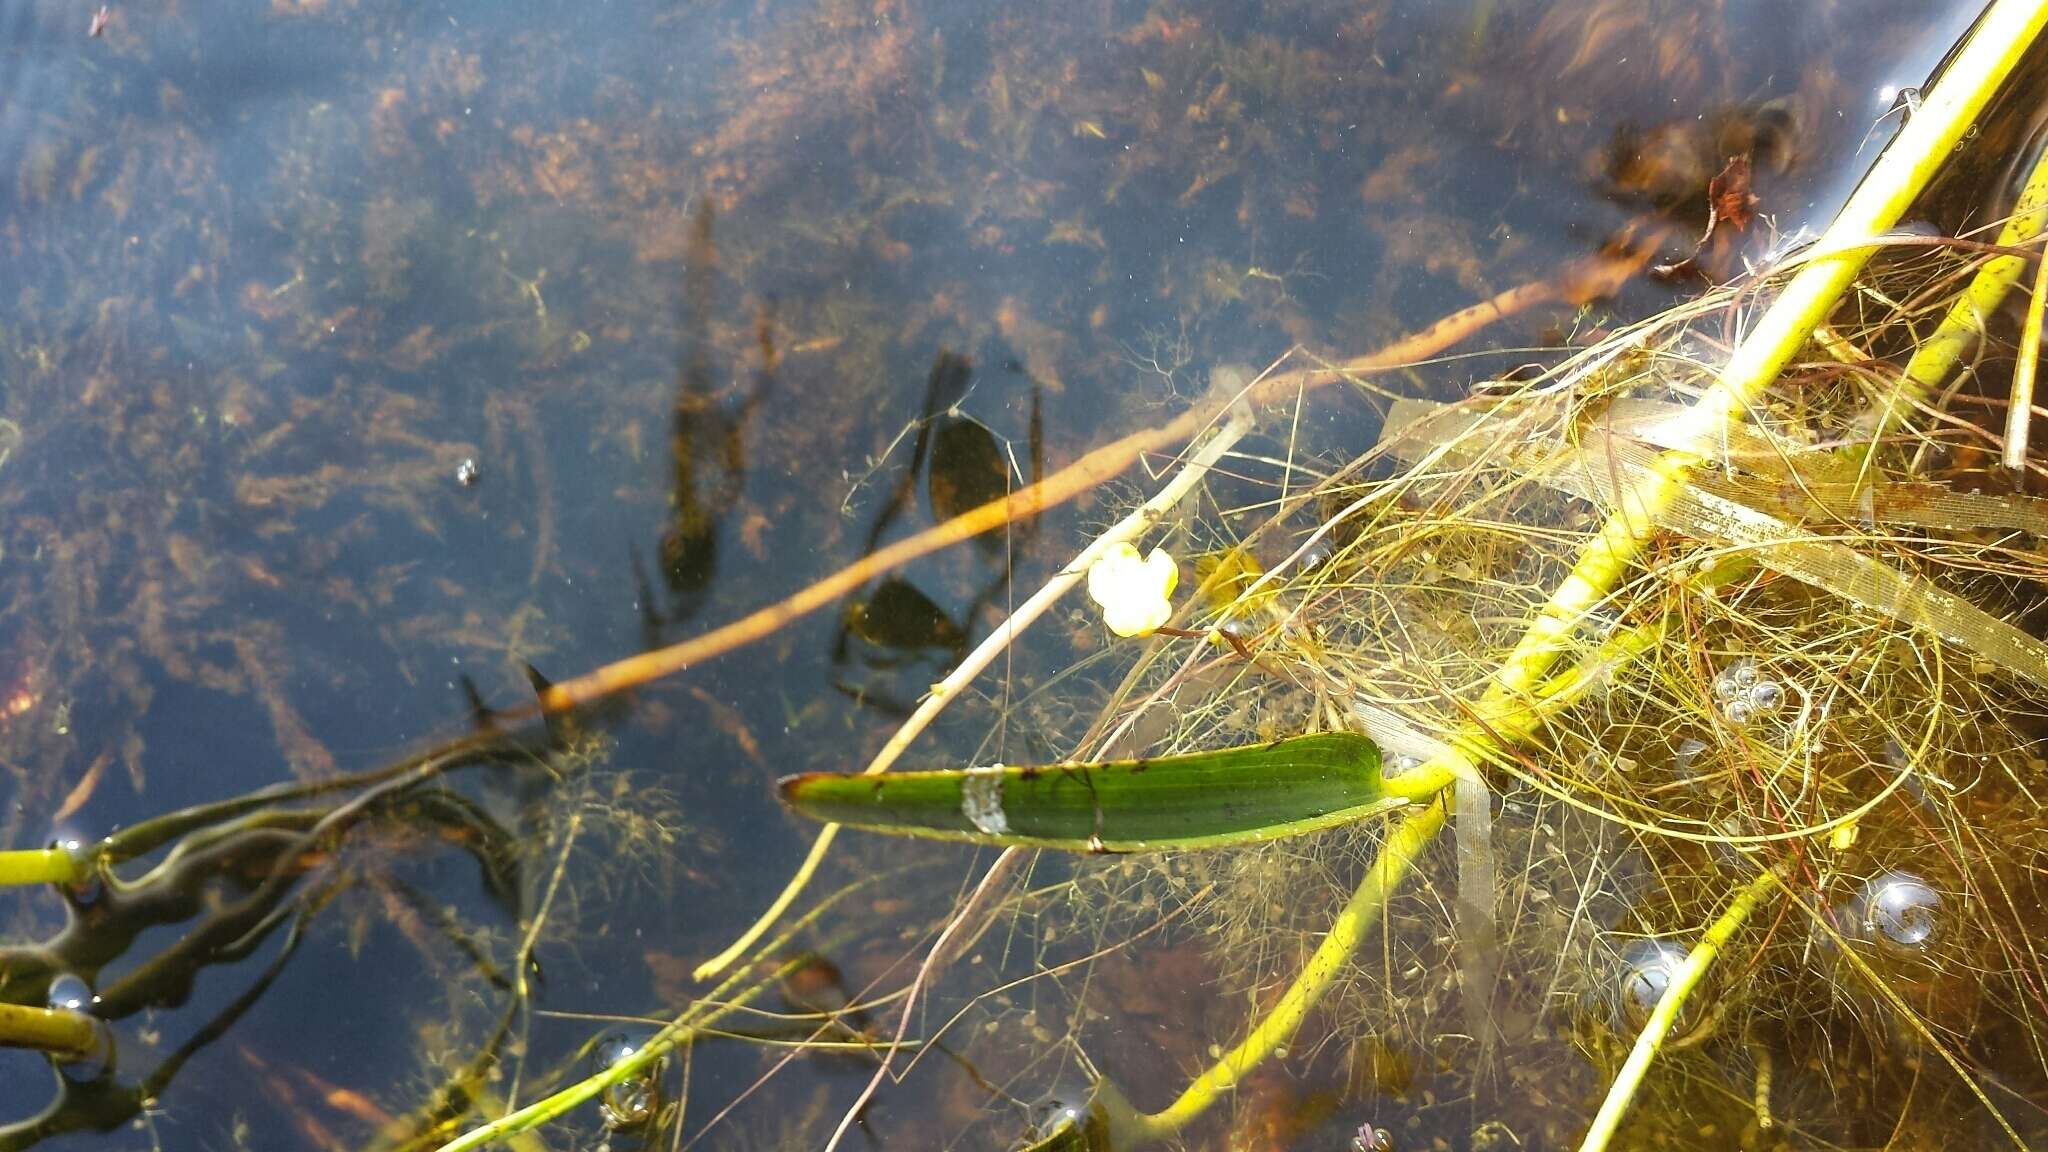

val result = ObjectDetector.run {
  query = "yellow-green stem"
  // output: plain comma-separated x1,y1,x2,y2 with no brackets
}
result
1483,0,2048,706
1577,869,1779,1152
0,1002,100,1058
1124,780,1455,1139
1868,141,2048,457
0,849,84,888
1116,611,1667,1141
1114,1,2048,1110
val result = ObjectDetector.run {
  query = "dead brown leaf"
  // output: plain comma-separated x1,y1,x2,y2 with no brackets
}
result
1708,153,1758,232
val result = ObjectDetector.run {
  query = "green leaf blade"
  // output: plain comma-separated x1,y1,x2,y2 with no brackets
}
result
778,732,1391,852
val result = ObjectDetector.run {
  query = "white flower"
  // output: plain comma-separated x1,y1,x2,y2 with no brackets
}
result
1086,543,1179,637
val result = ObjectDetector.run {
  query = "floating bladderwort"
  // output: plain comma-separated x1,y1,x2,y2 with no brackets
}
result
428,10,2048,1148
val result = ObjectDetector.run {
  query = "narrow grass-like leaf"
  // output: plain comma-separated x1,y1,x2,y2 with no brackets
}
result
778,732,1392,852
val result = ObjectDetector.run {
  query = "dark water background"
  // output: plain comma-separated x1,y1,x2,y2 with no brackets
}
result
0,1,2007,1148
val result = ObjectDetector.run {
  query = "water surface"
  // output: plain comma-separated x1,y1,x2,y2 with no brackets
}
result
0,1,2006,1148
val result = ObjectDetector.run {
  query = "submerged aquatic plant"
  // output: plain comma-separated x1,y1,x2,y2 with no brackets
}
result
760,8,2048,1149
407,4,2048,1150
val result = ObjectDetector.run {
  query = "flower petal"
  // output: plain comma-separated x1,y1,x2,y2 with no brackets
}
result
1086,543,1178,637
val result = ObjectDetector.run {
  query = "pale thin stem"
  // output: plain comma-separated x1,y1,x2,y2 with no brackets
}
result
2004,235,2048,470
429,869,907,1152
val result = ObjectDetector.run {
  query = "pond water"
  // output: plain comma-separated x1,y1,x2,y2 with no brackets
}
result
0,1,2023,1149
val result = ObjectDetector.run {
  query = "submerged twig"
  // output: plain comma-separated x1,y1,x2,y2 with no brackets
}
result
528,249,1632,726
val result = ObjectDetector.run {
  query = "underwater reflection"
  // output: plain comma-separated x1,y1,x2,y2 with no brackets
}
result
658,202,766,631
831,349,1039,710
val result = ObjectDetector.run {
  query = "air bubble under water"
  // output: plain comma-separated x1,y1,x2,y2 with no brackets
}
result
1854,871,1942,956
44,973,110,1080
589,1030,664,1130
1606,939,1694,1033
1712,659,1785,725
45,974,94,1014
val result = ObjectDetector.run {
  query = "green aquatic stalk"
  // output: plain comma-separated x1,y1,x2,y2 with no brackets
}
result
0,1003,100,1058
780,733,1410,852
98,729,521,868
1114,616,1661,1140
1220,9,2044,1139
0,850,84,889
1089,6,2046,1140
1577,868,1779,1152
446,6,2048,1148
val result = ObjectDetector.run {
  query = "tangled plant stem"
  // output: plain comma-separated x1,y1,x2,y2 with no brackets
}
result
1484,0,2048,710
421,6,2048,1149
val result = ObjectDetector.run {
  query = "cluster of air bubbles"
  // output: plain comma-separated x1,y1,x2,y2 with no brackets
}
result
589,1030,664,1130
1842,871,1942,958
1711,658,1784,726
